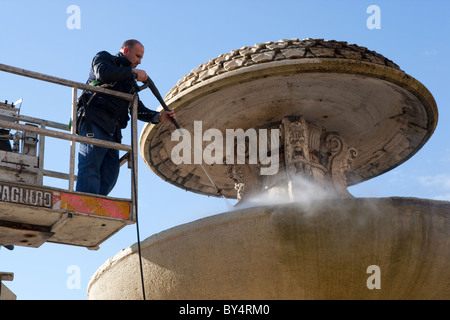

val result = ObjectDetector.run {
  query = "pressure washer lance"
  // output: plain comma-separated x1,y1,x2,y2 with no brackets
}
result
136,77,234,210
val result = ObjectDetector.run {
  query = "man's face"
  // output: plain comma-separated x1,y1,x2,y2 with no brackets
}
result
123,44,144,68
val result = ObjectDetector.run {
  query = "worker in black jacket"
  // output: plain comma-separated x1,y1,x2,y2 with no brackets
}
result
76,39,175,196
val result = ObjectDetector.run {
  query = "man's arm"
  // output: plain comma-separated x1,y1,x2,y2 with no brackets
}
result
137,100,176,125
137,99,160,124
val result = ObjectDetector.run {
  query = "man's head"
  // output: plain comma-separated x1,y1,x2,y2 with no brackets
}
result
120,39,144,68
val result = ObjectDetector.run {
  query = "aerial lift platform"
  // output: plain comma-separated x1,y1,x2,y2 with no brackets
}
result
0,64,140,251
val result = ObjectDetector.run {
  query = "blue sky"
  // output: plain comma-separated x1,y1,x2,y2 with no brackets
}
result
0,0,449,300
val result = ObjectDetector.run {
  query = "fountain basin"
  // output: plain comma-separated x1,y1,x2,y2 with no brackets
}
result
87,197,450,300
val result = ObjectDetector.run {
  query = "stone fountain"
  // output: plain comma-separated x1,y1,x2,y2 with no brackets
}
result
87,39,450,300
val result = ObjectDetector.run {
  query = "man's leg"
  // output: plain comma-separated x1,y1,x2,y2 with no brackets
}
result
76,122,118,195
76,141,101,194
99,147,120,196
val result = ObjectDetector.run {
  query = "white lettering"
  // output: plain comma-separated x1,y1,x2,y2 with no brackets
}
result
194,121,203,164
258,128,279,176
226,128,258,165
366,5,381,30
11,187,19,203
171,122,280,175
179,304,213,317
203,128,223,165
366,265,381,289
0,184,52,208
171,128,192,165
223,305,270,315
66,265,81,290
66,5,81,30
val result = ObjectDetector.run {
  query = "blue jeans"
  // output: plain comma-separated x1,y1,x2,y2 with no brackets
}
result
76,121,120,196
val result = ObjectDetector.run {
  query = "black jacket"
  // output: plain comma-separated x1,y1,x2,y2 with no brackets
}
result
80,51,159,141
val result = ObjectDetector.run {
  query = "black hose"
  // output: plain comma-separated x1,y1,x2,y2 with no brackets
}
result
130,94,146,300
144,77,181,130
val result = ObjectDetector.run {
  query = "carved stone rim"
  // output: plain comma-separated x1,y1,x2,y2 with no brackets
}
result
165,38,401,101
139,43,438,199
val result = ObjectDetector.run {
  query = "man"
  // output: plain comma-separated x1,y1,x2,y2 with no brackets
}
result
76,39,175,196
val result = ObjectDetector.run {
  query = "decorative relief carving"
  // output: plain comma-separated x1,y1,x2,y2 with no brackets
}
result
226,165,245,201
326,134,358,198
226,115,358,202
226,164,261,201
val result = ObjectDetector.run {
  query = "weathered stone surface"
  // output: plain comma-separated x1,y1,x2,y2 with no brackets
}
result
88,198,450,300
198,65,220,81
223,57,246,71
281,47,306,59
139,38,437,199
309,46,335,57
165,39,401,101
338,49,362,59
251,51,276,63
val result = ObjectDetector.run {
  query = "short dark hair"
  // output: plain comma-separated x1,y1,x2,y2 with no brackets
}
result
120,39,143,50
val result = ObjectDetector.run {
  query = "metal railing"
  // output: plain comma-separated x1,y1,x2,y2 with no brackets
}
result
0,63,138,209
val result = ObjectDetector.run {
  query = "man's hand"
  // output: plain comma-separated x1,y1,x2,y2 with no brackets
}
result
132,69,148,82
158,110,176,123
